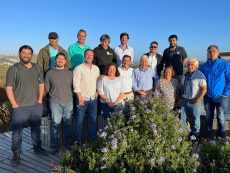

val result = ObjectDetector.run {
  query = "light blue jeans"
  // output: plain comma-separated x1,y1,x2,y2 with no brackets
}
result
50,102,73,146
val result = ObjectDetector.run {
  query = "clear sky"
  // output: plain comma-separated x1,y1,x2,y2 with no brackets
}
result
0,0,229,62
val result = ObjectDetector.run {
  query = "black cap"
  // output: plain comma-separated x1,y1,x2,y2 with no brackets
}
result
48,32,58,39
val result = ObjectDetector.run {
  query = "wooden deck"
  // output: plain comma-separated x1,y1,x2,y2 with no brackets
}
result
0,127,65,173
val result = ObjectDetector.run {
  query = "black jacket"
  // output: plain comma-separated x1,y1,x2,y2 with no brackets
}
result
143,52,164,77
93,44,117,73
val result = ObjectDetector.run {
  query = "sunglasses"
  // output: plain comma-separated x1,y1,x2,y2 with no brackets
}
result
150,46,157,48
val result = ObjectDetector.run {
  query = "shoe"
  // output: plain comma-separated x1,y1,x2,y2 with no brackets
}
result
65,143,73,150
50,146,59,154
34,146,48,156
192,136,200,144
11,151,20,166
75,140,82,146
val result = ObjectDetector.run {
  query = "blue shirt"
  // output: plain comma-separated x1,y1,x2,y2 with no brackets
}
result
132,66,159,91
49,45,59,69
114,45,134,67
98,76,126,103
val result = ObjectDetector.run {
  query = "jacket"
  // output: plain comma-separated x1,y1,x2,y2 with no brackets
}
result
37,44,71,76
93,44,117,73
143,52,164,77
68,42,91,71
200,57,230,98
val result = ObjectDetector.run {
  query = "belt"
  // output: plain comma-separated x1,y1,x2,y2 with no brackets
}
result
140,89,152,93
125,91,132,95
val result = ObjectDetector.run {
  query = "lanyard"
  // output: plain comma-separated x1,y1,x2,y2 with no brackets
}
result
169,49,174,59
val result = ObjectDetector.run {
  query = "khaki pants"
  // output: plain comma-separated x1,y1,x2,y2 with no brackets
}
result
122,92,134,105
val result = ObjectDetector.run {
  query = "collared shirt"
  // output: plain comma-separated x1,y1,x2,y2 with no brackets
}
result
148,53,157,75
114,45,134,67
49,45,59,69
73,63,100,101
98,76,126,103
132,66,159,92
78,41,85,50
118,67,133,92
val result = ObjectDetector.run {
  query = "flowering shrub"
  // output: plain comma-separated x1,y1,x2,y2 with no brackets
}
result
59,93,199,172
199,137,230,173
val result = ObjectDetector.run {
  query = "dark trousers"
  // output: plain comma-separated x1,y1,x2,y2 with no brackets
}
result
134,90,153,99
11,103,43,153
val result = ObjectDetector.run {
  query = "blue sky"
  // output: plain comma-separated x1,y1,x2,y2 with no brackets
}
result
0,0,229,62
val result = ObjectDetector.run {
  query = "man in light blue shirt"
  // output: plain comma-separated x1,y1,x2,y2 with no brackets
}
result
133,55,159,98
114,32,134,67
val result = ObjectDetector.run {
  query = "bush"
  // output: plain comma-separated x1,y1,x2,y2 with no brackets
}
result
199,137,230,173
58,93,199,173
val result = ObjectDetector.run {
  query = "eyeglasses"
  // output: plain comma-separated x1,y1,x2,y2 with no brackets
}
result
150,46,157,48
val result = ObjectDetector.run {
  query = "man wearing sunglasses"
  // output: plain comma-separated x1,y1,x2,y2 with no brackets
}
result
143,41,164,86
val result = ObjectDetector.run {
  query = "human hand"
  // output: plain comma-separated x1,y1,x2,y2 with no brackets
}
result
99,75,105,81
38,99,43,104
191,99,200,104
79,99,85,107
147,65,152,68
107,102,115,108
13,104,19,108
95,92,98,97
222,95,227,97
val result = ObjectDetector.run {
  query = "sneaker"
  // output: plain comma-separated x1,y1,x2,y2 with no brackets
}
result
65,143,73,150
192,136,200,144
11,151,20,166
50,146,59,154
34,146,48,156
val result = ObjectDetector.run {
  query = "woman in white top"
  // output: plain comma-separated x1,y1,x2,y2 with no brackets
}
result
98,62,126,121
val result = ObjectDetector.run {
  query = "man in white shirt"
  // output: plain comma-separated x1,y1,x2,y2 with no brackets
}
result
118,55,134,104
73,49,100,144
114,32,134,67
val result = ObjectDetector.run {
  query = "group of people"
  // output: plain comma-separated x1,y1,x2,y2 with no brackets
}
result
5,30,230,167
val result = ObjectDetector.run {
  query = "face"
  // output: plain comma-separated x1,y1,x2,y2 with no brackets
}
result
55,55,66,68
207,47,219,60
187,61,197,73
19,48,32,64
77,31,86,45
121,36,129,45
108,65,116,77
101,40,109,49
169,38,177,48
140,58,148,70
122,57,132,68
164,69,172,78
149,43,158,53
85,50,94,64
49,38,59,47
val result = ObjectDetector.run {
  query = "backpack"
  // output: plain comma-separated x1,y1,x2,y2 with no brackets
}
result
12,62,41,90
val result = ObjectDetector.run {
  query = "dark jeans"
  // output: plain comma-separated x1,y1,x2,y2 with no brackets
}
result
101,102,122,122
46,93,51,119
75,98,98,140
11,103,43,153
204,95,228,138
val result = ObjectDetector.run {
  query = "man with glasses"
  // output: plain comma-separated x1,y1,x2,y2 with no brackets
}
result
143,41,164,86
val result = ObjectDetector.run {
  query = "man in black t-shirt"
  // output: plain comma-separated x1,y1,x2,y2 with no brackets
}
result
163,35,187,84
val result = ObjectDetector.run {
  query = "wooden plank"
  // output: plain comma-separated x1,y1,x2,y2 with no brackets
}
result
0,149,13,159
3,159,38,173
0,167,14,173
6,131,33,147
0,162,27,173
0,137,31,152
0,145,12,153
39,146,60,162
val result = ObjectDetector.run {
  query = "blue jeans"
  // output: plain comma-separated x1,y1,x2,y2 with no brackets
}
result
181,98,201,136
11,103,43,152
204,95,228,138
75,98,97,140
101,102,122,122
50,102,73,146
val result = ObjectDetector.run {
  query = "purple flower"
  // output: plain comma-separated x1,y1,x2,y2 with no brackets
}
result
190,135,196,140
131,115,137,120
153,104,156,107
111,144,117,149
162,140,165,144
150,123,156,128
130,128,134,132
121,114,125,117
174,127,177,131
153,130,157,135
226,142,229,145
163,125,167,129
192,153,199,160
101,147,108,153
150,99,154,102
154,147,158,151
158,157,165,162
170,145,176,150
130,107,136,111
178,119,183,125
150,158,155,164
178,128,183,132
140,100,144,104
209,140,216,145
192,169,196,172
146,109,151,114
173,116,177,120
178,137,183,142
187,127,191,132
177,109,182,113
102,157,108,161
101,164,107,170
150,118,154,122
74,141,78,144
123,141,127,146
99,132,107,137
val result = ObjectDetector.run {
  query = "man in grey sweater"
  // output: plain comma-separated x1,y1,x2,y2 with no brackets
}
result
45,52,73,154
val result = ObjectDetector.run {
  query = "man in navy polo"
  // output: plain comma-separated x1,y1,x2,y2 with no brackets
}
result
163,35,187,84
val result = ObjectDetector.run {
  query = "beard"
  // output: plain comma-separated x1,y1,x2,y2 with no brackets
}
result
20,57,31,64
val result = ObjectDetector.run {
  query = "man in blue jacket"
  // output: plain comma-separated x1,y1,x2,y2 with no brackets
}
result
200,45,230,141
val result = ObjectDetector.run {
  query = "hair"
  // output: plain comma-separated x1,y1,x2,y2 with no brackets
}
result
207,45,219,52
187,57,199,67
100,34,110,43
103,62,120,77
122,55,131,61
19,45,33,54
150,41,158,46
168,35,178,41
162,67,176,77
77,29,87,36
55,52,66,60
120,32,129,40
139,55,148,62
84,49,94,56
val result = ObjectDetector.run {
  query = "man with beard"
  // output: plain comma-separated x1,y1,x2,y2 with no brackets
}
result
163,35,187,84
73,49,100,144
45,53,73,154
6,45,47,166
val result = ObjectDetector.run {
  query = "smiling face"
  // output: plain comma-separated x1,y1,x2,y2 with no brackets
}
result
84,50,94,64
140,57,148,70
49,38,59,47
208,47,219,61
55,55,66,68
77,31,86,45
108,65,116,77
122,56,132,69
19,48,32,65
169,38,177,48
164,69,172,79
187,61,197,74
149,43,158,54
101,40,109,49
121,35,129,45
